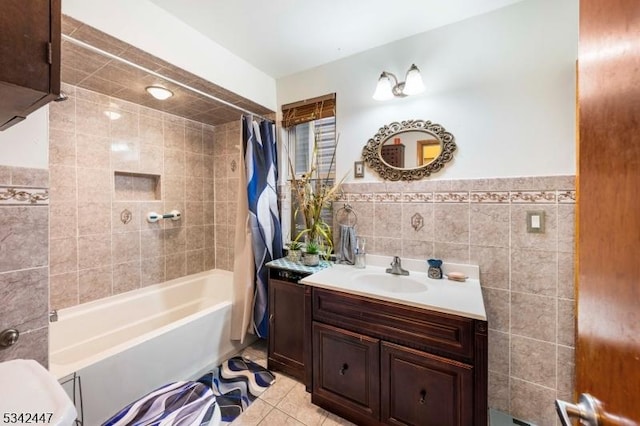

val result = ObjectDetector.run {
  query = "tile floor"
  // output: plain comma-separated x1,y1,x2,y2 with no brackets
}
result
232,340,355,426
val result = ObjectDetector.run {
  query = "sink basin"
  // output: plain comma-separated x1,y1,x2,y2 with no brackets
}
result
352,272,428,293
0,359,77,426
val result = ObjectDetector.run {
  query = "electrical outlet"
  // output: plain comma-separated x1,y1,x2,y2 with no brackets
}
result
526,211,545,233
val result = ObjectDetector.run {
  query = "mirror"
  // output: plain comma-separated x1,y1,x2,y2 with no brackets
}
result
361,120,456,181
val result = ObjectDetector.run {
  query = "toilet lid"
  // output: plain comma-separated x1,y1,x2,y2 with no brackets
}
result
0,359,77,426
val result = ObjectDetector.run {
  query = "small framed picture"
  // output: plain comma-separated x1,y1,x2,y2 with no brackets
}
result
354,161,365,178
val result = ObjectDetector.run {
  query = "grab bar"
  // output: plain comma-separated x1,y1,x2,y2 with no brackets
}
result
146,210,181,223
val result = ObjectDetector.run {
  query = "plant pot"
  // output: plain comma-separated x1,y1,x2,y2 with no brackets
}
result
303,253,319,266
287,249,301,262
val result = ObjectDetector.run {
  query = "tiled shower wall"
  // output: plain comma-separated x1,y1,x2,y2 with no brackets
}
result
336,176,576,426
48,83,242,310
0,166,50,366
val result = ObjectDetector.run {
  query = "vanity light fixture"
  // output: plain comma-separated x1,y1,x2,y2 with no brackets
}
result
372,64,425,100
145,85,174,100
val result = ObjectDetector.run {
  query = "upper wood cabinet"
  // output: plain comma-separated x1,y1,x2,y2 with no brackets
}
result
0,0,61,130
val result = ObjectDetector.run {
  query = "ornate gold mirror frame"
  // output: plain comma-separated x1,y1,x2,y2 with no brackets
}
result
361,120,457,181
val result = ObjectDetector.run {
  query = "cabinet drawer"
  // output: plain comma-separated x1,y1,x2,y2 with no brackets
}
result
312,322,380,423
381,342,473,426
313,288,475,359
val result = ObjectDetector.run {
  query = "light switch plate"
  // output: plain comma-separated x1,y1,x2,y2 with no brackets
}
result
526,210,545,233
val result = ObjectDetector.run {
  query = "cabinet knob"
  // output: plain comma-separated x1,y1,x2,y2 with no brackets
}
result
339,363,349,375
419,389,427,405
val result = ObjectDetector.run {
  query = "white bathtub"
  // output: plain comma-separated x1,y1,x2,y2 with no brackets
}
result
50,269,252,425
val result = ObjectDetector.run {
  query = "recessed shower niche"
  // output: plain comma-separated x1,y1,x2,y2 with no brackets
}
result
114,171,161,201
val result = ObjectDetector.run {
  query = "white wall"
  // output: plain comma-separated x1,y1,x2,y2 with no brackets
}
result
0,107,49,169
62,0,277,111
277,0,578,181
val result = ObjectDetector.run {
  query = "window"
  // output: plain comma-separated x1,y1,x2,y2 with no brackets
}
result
288,116,337,240
281,94,337,244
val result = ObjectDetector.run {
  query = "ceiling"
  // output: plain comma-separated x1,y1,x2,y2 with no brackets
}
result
149,0,525,78
60,1,524,126
61,15,274,126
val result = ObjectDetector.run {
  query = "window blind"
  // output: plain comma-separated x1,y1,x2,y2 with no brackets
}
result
281,93,336,128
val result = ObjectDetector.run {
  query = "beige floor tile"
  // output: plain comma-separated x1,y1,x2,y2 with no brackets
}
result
230,340,351,426
241,340,268,361
239,341,267,368
259,373,297,406
322,413,357,426
258,408,304,425
253,358,268,368
276,383,329,426
230,399,274,426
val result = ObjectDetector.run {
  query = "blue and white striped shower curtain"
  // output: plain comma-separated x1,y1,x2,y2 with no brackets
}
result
242,116,283,338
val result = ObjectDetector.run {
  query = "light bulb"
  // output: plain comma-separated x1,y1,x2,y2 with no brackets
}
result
372,73,394,101
145,85,174,100
402,64,425,96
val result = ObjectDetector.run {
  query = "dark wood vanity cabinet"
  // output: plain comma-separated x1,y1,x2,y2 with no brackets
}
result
0,0,61,130
267,269,308,381
309,287,487,426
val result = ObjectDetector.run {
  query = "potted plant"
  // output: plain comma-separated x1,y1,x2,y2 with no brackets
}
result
303,240,320,266
287,240,302,262
288,132,345,257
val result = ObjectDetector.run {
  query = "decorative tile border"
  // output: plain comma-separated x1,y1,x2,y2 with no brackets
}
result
470,191,510,203
374,193,403,203
348,193,375,203
402,192,434,203
433,191,470,203
337,189,576,205
557,190,577,203
510,191,556,204
0,187,49,205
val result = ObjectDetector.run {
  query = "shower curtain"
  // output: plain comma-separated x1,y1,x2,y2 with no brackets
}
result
240,115,283,339
231,149,254,343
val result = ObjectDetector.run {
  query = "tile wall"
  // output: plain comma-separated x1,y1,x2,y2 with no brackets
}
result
0,166,50,366
48,83,243,310
336,176,576,426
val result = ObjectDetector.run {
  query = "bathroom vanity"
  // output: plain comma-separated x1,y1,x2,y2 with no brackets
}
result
300,261,488,426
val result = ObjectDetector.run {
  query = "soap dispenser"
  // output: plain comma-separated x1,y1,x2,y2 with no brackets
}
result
354,237,366,269
427,258,443,279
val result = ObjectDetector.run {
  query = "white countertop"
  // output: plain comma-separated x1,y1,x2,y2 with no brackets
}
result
300,255,487,321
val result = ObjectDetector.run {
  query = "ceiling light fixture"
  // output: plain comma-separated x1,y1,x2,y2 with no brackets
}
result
145,85,174,100
372,64,425,100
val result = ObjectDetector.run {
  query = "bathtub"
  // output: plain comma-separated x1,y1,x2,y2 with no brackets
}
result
50,269,252,425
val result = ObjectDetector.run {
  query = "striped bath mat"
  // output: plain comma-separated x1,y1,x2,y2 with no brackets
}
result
197,356,276,424
102,381,218,426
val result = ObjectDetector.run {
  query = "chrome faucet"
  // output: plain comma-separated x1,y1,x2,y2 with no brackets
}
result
386,256,409,276
49,310,58,322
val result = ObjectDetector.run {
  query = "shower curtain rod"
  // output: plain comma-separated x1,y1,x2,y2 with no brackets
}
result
61,34,273,122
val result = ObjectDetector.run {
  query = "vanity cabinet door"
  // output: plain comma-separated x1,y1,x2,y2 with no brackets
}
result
268,278,305,380
381,342,474,426
312,322,380,425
